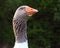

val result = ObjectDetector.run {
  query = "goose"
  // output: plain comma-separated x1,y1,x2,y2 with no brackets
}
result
13,5,38,48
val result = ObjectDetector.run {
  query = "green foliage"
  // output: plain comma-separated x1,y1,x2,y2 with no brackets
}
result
0,0,60,48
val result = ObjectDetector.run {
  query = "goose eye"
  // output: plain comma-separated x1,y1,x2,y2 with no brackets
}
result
20,7,25,10
20,8,24,10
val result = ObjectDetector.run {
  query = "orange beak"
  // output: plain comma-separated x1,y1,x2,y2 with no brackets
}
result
26,6,38,16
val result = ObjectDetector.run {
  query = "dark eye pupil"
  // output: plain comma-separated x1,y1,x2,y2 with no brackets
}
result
19,7,25,10
20,8,24,9
20,7,25,10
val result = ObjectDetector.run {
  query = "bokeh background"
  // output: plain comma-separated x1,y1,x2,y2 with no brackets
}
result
0,0,60,48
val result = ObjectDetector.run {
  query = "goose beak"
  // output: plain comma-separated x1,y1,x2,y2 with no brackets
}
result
26,6,38,16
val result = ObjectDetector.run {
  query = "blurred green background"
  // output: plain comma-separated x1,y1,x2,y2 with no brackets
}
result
0,0,60,48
